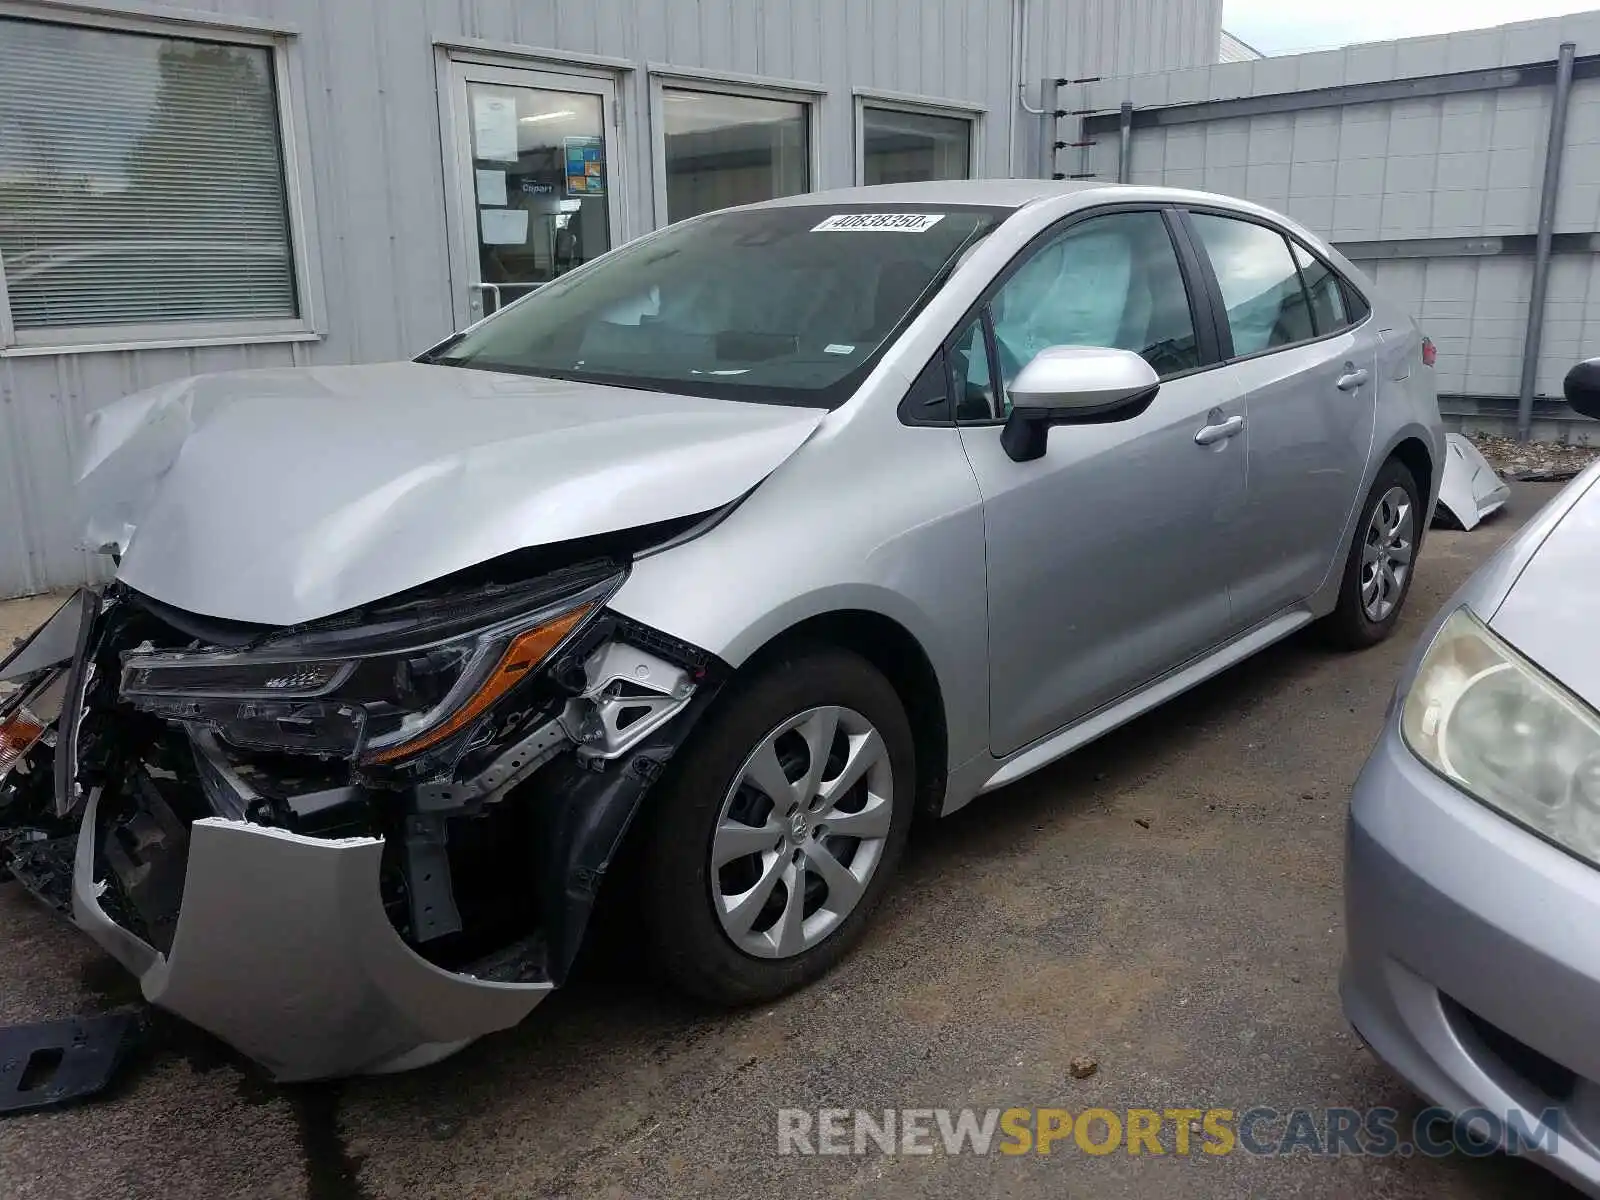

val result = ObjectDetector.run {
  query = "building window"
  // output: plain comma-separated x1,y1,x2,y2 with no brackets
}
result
860,106,973,185
0,16,303,347
660,89,810,224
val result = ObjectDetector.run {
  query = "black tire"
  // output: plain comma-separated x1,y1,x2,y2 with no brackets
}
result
639,645,915,1005
1323,458,1424,650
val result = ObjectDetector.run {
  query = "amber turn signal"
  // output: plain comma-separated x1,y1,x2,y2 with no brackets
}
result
0,707,47,776
362,604,592,765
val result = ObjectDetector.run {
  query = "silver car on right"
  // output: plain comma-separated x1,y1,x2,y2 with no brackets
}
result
1343,359,1600,1196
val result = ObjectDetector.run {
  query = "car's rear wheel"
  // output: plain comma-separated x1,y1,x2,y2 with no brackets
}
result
1324,458,1423,649
640,646,914,1004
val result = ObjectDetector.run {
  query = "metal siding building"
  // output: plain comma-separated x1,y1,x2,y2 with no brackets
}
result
1011,0,1223,176
1074,12,1600,440
0,0,1221,598
1218,30,1264,63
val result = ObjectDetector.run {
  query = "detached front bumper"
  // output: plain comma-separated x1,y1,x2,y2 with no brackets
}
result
71,787,549,1082
1434,433,1511,531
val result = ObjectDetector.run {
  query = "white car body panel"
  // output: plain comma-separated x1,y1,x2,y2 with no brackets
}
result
1435,432,1511,531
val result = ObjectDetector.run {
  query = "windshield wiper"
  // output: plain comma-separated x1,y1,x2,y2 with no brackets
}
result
415,331,467,366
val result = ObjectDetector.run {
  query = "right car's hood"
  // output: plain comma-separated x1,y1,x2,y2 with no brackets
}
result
81,363,825,625
1486,463,1600,706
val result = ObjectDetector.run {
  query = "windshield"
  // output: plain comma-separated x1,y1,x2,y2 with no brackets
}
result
433,205,1001,407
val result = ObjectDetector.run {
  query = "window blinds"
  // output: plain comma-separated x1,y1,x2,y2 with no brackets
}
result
0,17,297,332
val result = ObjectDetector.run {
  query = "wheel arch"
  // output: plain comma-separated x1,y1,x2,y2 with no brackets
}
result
1315,424,1439,609
1389,434,1437,509
590,602,956,966
738,609,951,824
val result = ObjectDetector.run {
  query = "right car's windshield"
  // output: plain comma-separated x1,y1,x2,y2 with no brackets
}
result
433,205,1001,408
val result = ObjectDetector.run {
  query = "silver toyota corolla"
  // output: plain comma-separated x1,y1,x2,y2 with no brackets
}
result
0,180,1441,1081
1342,359,1600,1195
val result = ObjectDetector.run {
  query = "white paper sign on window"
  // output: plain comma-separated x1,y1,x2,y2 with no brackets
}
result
475,169,508,206
472,93,520,162
480,208,530,245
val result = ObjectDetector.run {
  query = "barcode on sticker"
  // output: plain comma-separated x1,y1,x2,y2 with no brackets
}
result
812,213,945,233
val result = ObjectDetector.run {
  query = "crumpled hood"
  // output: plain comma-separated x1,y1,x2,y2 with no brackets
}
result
1488,467,1600,706
80,362,824,625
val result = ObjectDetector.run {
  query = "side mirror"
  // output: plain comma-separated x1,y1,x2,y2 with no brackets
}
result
1565,358,1600,420
1000,346,1160,463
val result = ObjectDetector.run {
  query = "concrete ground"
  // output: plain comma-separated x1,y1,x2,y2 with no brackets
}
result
0,482,1580,1200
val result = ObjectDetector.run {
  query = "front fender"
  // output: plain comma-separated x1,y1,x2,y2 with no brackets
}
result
607,416,991,772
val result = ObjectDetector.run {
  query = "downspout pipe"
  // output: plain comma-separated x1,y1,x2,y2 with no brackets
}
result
1518,41,1576,442
1117,101,1133,183
1011,0,1045,179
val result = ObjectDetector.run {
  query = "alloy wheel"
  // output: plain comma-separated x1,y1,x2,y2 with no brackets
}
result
710,705,894,959
1360,485,1414,624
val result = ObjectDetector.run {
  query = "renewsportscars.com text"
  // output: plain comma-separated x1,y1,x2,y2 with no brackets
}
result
777,1105,1564,1159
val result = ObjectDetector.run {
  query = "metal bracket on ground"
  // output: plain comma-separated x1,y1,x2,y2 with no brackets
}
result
0,1012,138,1115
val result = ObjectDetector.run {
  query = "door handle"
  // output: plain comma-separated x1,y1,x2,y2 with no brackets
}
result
1337,368,1370,391
1194,414,1245,446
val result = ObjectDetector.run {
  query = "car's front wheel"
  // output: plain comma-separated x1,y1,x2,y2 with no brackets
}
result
640,646,914,1004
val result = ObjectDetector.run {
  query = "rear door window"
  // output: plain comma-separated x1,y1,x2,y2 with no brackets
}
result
1188,214,1315,357
1343,283,1371,323
1290,240,1350,336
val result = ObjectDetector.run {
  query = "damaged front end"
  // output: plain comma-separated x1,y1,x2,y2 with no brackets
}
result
0,556,723,1081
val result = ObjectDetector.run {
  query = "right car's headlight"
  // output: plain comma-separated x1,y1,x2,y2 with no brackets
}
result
1402,607,1600,864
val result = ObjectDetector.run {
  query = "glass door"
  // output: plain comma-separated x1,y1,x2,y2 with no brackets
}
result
444,61,622,325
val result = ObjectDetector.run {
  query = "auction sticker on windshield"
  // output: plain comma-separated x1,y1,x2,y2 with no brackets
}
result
812,213,945,233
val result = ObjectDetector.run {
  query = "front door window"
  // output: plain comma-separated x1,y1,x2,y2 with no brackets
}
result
978,210,1202,415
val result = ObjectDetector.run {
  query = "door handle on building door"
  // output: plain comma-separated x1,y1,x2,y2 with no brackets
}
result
468,282,503,317
1194,415,1245,445
1337,368,1370,391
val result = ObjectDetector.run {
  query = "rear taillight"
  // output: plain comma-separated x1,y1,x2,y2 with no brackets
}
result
1421,337,1437,368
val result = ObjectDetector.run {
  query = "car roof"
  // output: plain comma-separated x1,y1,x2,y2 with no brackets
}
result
750,179,1109,211
690,180,1348,266
747,178,1288,219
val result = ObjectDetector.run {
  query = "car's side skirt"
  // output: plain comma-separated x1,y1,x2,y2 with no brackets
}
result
945,607,1316,813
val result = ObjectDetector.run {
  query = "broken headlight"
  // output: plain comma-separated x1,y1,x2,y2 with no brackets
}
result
119,566,621,768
